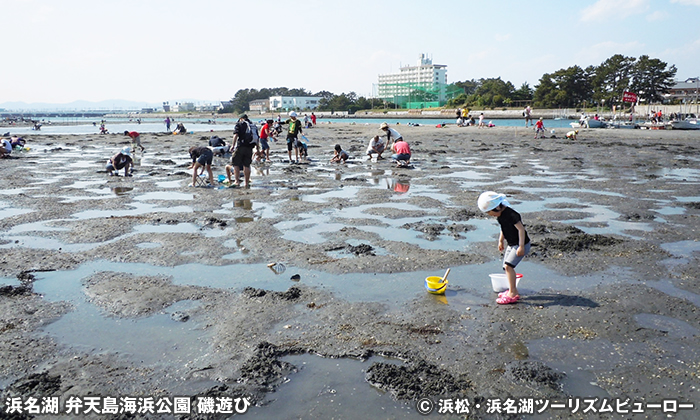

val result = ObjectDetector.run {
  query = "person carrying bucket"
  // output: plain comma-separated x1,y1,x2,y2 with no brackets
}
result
478,191,531,305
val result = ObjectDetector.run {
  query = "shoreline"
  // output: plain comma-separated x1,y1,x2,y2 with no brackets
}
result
0,125,698,418
8,103,693,123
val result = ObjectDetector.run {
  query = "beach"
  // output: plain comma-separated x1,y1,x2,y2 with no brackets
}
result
0,123,698,419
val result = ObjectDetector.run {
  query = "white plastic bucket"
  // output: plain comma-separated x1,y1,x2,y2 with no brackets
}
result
489,273,523,292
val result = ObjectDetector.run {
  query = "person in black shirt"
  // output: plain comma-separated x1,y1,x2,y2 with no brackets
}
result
284,111,303,163
106,147,133,177
478,191,531,305
188,146,214,186
226,114,259,188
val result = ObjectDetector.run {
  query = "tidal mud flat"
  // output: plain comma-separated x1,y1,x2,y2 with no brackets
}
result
0,123,698,419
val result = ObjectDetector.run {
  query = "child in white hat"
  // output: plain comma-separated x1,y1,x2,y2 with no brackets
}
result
478,191,531,304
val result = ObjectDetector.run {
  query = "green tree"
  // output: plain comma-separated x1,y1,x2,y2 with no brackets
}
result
223,87,315,114
592,55,636,107
318,92,355,113
533,73,558,108
512,82,534,102
474,78,515,108
353,96,373,111
533,66,592,108
446,93,468,108
227,88,256,114
314,90,335,101
629,55,677,103
455,79,479,96
286,88,312,97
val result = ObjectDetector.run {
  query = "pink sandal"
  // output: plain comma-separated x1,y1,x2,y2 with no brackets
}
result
496,294,520,305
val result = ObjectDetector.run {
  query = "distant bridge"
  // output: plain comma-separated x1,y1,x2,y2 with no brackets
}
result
1,110,128,119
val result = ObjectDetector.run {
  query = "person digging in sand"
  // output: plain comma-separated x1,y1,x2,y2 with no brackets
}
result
390,137,411,167
330,144,349,163
188,145,214,187
366,135,386,160
106,147,133,177
478,191,531,305
124,131,145,153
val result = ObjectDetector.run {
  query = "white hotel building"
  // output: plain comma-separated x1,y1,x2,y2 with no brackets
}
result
377,54,448,108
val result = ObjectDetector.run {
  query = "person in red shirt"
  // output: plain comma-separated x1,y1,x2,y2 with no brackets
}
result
259,119,276,162
534,118,545,139
310,112,317,126
124,131,145,152
390,138,411,167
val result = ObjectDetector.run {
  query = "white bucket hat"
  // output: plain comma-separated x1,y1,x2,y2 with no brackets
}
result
121,147,132,157
289,111,297,117
477,191,510,212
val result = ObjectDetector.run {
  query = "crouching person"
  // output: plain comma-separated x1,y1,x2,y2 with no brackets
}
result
106,147,133,176
188,145,214,186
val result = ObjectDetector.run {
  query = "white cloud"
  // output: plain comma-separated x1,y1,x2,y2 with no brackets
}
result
580,0,649,22
662,38,700,59
646,10,669,21
495,34,512,42
670,0,700,5
661,38,700,79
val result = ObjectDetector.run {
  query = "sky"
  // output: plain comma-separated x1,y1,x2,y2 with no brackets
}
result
2,0,700,106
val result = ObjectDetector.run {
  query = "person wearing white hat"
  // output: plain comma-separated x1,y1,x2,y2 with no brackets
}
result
284,111,303,163
106,147,133,177
478,191,531,305
0,137,12,158
379,122,402,145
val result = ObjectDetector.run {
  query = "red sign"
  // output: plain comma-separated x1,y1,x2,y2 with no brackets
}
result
622,91,638,103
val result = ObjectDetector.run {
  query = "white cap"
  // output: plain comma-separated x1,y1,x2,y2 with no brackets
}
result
289,111,297,117
477,191,509,212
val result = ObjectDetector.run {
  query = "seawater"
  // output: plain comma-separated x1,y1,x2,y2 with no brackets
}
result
3,116,577,136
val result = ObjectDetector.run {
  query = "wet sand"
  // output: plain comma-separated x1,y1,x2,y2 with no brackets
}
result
0,124,699,419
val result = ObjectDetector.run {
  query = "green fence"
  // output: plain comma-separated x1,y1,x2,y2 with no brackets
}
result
406,101,441,109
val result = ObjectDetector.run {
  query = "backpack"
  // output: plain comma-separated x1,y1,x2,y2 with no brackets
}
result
244,121,259,146
237,121,259,147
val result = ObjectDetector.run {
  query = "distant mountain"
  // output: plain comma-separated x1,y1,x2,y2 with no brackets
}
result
0,100,162,111
0,99,219,111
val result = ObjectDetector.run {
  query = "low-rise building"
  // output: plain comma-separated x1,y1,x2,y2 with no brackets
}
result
666,78,700,103
195,104,220,112
268,96,320,111
169,102,196,113
250,99,270,113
